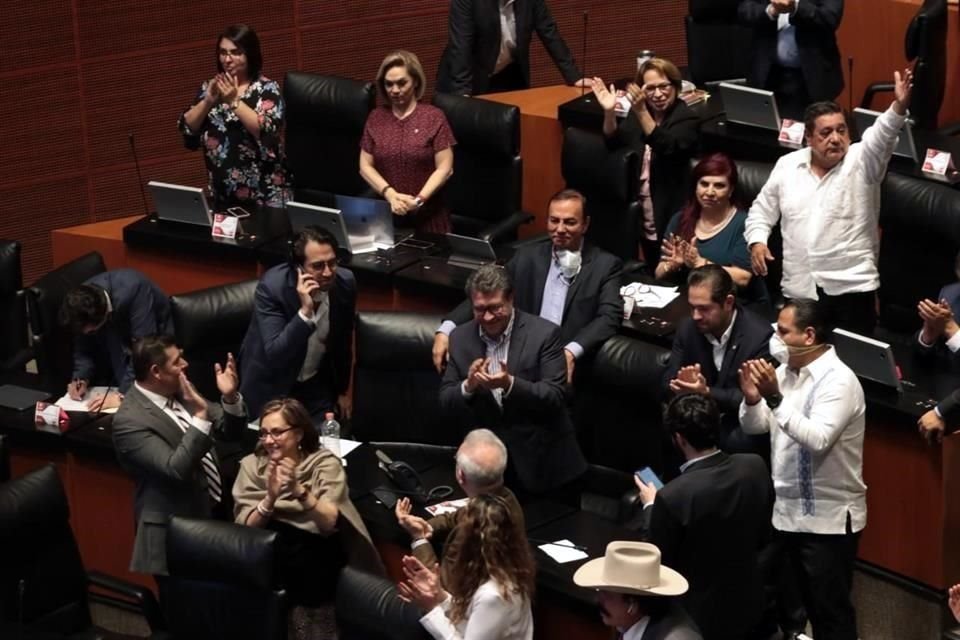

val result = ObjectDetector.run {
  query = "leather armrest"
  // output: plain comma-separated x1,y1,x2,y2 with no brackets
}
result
478,211,535,243
860,82,894,109
87,570,165,631
939,122,960,137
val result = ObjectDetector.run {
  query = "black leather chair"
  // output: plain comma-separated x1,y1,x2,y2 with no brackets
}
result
861,0,952,133
0,240,31,372
0,464,162,638
561,127,641,262
572,335,671,474
170,279,258,400
284,72,376,203
336,566,431,640
26,251,106,387
734,159,783,307
160,517,285,640
352,311,457,445
877,172,960,333
685,0,754,86
432,93,533,242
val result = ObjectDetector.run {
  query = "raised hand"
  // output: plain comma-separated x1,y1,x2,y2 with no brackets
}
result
215,352,239,399
670,364,709,395
204,77,221,105
217,73,239,105
683,237,704,269
893,67,914,114
747,359,780,399
395,497,434,540
590,77,617,112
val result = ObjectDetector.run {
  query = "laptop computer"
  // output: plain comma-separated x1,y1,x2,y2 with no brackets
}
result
335,194,415,248
853,108,919,162
718,82,782,131
286,201,377,254
446,233,497,269
148,181,213,227
832,328,902,391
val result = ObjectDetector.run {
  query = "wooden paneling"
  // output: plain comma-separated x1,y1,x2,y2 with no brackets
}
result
1,1,683,285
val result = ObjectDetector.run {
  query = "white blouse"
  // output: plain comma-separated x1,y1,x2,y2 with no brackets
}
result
419,579,533,640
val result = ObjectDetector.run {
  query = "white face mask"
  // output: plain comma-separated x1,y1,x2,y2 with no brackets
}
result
557,249,582,280
769,334,790,365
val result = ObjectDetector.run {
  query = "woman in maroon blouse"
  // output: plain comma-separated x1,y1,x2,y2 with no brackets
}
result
360,50,456,234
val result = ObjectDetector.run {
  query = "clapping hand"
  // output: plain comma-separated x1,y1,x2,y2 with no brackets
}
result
744,359,780,399
397,556,445,611
266,458,297,499
949,584,960,623
216,73,239,105
683,238,705,269
625,82,644,109
395,497,434,540
215,352,239,400
660,234,687,273
476,360,512,391
464,357,488,393
204,77,221,105
738,361,762,405
918,299,952,343
669,364,709,395
590,77,617,112
769,0,796,14
179,372,208,421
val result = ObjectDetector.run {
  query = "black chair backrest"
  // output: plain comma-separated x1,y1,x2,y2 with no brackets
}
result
353,311,456,444
170,279,258,399
0,240,30,371
165,517,286,640
904,0,948,130
26,252,106,386
0,464,91,633
561,127,641,261
684,13,754,86
284,72,376,201
432,93,523,238
878,172,960,332
573,336,671,473
336,566,431,640
732,159,782,305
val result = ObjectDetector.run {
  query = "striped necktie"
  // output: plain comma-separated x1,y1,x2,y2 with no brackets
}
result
166,398,222,503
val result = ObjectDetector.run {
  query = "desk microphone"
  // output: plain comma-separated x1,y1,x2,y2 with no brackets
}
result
847,56,854,113
127,132,150,218
580,11,590,100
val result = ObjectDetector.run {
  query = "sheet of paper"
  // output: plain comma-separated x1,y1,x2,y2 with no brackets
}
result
620,283,681,309
538,539,588,563
425,497,470,516
55,386,119,413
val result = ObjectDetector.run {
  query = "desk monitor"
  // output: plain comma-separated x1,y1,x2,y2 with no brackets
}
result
832,328,902,391
286,201,354,252
718,82,782,131
853,108,919,163
445,233,497,269
148,181,213,227
335,194,404,250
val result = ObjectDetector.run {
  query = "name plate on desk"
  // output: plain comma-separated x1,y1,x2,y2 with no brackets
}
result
778,119,804,148
922,149,960,184
211,213,239,240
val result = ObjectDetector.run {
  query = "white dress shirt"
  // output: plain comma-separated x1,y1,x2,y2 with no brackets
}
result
494,0,518,74
744,106,907,299
419,580,533,640
621,615,651,640
739,346,866,535
705,310,737,372
297,292,330,382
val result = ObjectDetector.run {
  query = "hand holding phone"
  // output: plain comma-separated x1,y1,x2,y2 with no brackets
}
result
634,467,664,490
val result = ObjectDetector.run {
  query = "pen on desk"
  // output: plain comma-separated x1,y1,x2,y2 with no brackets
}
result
528,538,588,552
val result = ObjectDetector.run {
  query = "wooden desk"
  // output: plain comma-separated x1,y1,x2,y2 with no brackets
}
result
481,85,583,233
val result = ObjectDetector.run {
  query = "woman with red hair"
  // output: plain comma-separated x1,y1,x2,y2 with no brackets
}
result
655,153,768,308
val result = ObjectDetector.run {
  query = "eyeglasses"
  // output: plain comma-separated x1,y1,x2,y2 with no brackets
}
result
643,83,674,95
621,283,662,300
306,258,338,273
218,48,244,59
258,426,295,441
472,302,508,316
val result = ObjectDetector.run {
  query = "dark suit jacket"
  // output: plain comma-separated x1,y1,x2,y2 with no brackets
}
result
112,384,247,575
739,0,844,102
73,269,170,393
641,601,704,640
915,282,960,364
446,241,623,363
608,100,700,239
238,263,356,417
439,310,587,493
634,452,772,640
435,0,581,96
663,307,773,425
413,485,523,585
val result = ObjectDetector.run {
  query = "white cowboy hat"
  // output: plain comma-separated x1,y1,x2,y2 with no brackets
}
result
573,541,688,597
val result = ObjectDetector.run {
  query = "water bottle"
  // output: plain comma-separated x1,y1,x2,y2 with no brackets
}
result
321,412,341,458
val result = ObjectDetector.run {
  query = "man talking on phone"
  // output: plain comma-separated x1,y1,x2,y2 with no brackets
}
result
238,226,356,418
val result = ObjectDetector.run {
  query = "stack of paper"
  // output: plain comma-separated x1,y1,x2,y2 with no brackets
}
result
55,386,119,414
620,283,681,309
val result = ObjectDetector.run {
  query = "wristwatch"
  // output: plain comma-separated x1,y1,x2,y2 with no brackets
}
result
413,196,424,208
765,392,784,409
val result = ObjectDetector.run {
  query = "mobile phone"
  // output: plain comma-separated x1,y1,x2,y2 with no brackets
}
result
226,206,250,218
634,467,664,490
